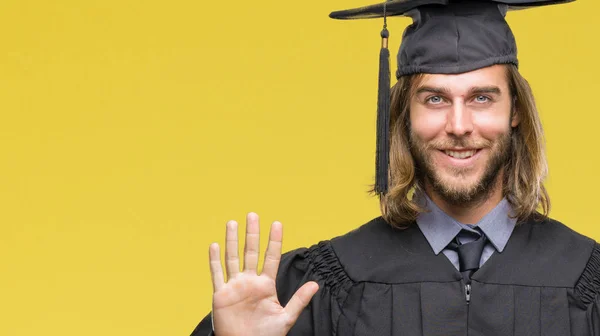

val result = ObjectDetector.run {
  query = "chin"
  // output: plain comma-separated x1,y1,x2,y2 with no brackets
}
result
434,172,485,198
432,165,504,204
441,181,480,196
440,169,482,187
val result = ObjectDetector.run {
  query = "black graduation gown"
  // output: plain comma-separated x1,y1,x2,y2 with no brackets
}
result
192,216,600,335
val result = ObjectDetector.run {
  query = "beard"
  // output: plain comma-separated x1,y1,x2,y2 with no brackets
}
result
409,131,512,206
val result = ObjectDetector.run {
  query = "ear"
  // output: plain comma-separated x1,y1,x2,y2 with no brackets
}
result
510,110,520,127
510,97,520,127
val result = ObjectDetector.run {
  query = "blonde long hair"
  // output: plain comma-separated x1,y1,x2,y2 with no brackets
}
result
379,64,550,227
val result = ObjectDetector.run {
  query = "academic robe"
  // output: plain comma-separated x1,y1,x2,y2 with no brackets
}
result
192,216,600,335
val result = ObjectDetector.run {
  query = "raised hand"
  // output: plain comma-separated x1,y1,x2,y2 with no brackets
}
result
209,213,319,336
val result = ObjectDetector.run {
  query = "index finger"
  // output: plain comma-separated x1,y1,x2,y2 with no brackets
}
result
261,221,283,280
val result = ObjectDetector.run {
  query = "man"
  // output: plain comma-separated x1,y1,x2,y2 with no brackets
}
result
193,0,600,335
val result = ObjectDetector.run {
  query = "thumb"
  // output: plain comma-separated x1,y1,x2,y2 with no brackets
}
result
283,281,319,323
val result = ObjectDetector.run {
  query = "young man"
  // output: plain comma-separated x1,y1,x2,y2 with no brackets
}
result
193,0,600,335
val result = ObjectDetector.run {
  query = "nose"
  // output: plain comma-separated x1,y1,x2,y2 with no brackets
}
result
445,102,474,136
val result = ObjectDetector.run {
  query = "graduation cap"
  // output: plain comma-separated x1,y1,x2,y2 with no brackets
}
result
329,0,574,195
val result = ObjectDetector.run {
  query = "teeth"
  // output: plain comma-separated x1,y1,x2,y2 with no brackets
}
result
444,150,476,159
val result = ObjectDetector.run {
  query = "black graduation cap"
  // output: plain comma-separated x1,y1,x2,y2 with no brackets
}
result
329,0,574,195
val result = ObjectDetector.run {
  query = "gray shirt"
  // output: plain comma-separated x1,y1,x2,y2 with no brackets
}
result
415,191,516,270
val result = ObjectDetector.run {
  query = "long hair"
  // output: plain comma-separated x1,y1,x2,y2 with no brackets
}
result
378,64,550,228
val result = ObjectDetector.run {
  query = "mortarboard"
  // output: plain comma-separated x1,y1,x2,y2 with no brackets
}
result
329,0,574,195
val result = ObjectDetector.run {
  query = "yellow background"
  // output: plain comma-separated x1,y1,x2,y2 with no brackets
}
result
0,0,597,335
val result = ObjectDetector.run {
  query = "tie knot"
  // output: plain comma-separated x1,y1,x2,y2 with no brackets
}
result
448,228,487,273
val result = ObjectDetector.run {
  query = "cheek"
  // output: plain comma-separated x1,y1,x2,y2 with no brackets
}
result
472,112,511,139
410,105,447,141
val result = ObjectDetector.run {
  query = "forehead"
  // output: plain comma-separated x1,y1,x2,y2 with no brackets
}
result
415,64,509,93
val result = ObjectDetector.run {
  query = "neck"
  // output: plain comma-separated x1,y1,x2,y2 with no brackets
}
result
423,172,505,225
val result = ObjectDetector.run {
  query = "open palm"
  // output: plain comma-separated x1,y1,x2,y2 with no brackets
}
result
209,213,319,336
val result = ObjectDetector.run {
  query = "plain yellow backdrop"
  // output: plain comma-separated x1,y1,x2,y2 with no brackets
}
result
0,0,598,335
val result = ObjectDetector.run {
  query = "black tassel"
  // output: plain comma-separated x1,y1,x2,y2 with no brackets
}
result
375,27,391,196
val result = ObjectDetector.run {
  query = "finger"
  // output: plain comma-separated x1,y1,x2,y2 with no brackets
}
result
225,220,240,280
284,281,319,322
261,221,283,279
209,243,225,292
243,212,260,273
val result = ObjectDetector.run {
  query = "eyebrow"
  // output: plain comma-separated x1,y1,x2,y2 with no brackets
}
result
414,86,451,96
414,85,503,96
470,86,502,95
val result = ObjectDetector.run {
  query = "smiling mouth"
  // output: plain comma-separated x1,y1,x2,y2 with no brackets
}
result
442,149,479,159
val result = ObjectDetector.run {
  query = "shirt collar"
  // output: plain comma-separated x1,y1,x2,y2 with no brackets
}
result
415,190,516,255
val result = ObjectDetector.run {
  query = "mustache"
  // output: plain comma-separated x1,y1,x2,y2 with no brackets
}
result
419,138,493,150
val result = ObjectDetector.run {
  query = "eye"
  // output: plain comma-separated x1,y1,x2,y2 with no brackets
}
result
474,95,490,103
426,96,444,104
